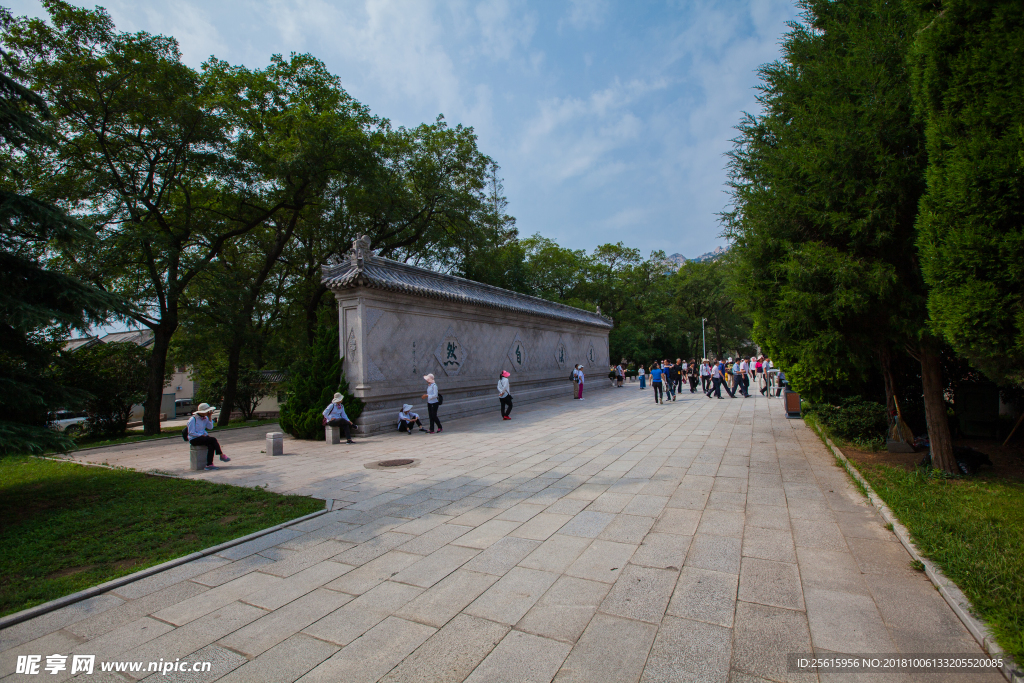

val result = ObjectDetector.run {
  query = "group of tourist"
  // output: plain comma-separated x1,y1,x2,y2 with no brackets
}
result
634,356,777,404
187,355,780,462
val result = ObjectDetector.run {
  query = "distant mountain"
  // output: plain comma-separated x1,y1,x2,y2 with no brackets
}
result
664,246,729,270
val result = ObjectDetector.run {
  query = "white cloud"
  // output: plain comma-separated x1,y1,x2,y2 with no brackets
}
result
3,0,800,256
564,0,610,30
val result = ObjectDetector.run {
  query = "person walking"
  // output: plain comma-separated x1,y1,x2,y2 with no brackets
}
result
720,359,736,398
638,364,646,389
497,370,513,420
700,360,711,393
688,359,699,393
576,365,585,400
651,362,664,404
738,357,750,397
188,404,230,470
397,404,426,433
323,392,356,444
664,360,677,401
709,361,725,399
674,359,684,395
422,374,442,433
615,362,625,388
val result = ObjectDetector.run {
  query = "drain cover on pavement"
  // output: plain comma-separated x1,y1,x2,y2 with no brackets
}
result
379,459,414,467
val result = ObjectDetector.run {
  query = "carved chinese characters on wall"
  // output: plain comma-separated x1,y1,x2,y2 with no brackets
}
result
434,326,467,376
506,332,527,372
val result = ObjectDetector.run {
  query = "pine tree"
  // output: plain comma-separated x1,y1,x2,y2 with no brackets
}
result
278,305,363,440
0,10,122,455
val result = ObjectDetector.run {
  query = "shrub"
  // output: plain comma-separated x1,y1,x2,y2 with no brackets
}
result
278,307,362,440
59,342,150,438
812,397,888,447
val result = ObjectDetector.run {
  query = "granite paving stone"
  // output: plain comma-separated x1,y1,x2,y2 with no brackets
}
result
215,633,338,683
394,569,500,628
379,614,509,683
667,566,739,628
516,576,610,643
553,613,658,683
463,630,572,683
641,616,732,683
26,389,995,683
565,540,638,583
599,564,678,623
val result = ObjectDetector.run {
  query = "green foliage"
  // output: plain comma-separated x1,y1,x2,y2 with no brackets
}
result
723,0,928,404
0,7,124,455
278,307,362,440
0,454,321,617
59,341,150,437
809,397,888,448
910,0,1024,386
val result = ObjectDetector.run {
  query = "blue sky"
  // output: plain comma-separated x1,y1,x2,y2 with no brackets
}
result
8,0,800,258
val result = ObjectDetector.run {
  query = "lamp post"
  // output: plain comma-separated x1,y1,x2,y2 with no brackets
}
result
702,318,707,360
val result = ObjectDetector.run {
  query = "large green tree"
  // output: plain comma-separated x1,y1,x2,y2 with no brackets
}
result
909,0,1024,388
724,0,960,471
0,8,121,454
4,2,347,434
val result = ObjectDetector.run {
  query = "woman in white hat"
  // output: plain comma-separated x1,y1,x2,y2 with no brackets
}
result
322,392,355,444
187,403,230,471
397,403,425,433
421,374,442,433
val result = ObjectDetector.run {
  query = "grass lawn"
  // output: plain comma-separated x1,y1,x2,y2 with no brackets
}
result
0,455,323,618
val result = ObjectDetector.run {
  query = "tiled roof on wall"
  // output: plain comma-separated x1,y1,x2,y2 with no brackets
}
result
322,254,612,329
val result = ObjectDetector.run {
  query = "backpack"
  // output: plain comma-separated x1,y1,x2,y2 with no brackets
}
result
437,392,444,406
181,416,192,442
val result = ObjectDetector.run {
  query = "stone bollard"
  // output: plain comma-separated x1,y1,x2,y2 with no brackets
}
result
189,445,208,471
266,431,284,456
325,425,341,445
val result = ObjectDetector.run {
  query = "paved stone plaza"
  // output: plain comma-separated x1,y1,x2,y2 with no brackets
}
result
1,387,1001,682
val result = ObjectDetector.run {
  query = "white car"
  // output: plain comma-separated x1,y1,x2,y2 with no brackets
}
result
49,410,89,437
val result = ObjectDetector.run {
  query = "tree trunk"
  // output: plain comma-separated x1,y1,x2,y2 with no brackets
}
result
217,335,245,427
305,282,329,345
920,344,957,473
878,346,896,414
143,323,174,435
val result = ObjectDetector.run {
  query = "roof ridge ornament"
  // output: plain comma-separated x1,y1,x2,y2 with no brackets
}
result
350,234,374,267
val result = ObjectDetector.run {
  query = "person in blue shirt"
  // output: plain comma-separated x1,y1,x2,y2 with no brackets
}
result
650,362,664,404
323,392,355,444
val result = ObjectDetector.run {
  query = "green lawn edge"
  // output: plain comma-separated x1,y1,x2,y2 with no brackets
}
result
0,455,323,618
804,416,1024,662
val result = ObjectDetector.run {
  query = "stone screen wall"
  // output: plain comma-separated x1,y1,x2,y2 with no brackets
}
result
334,288,611,433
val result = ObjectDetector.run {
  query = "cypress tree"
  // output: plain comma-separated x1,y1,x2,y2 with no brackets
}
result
278,305,363,440
910,0,1024,387
724,0,960,472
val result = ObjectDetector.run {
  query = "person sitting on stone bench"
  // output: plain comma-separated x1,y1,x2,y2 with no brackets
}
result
323,392,355,444
398,404,426,434
188,403,230,471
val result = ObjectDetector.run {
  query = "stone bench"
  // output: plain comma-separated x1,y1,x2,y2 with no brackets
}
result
266,431,283,456
326,425,341,444
189,444,208,471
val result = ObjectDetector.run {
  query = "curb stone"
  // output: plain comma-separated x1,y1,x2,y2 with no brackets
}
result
0,505,329,632
810,422,1023,683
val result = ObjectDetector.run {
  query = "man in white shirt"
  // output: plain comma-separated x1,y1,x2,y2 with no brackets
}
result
323,392,355,444
739,357,751,397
